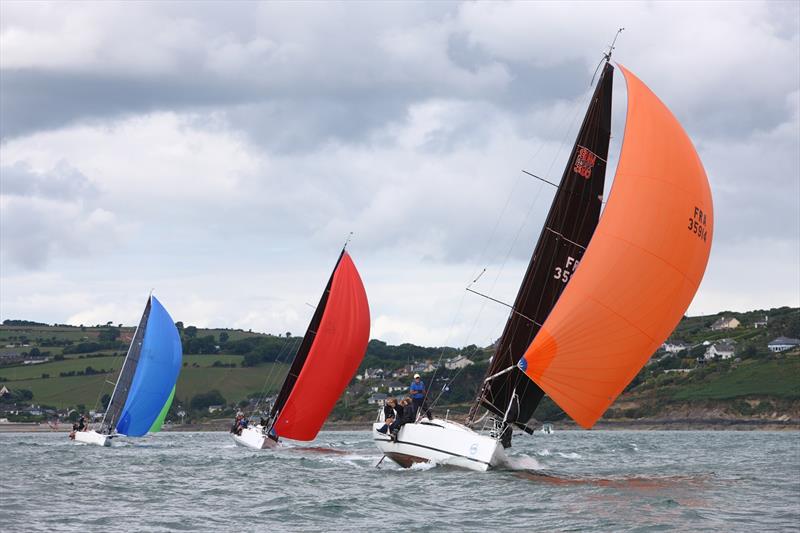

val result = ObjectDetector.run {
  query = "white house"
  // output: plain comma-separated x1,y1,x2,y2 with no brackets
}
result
445,355,474,370
710,316,740,331
662,341,690,354
363,368,384,380
768,337,800,353
386,381,405,393
704,340,736,360
392,367,409,378
420,362,439,373
367,393,387,405
753,316,769,329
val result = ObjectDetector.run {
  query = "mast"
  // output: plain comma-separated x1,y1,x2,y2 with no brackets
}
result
101,295,152,433
268,248,346,431
468,60,614,430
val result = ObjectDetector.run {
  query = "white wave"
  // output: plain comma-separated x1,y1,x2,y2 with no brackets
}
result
556,452,582,459
503,454,545,470
537,449,552,456
409,460,438,471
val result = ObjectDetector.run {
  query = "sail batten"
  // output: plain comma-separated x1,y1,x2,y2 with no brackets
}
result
470,62,614,427
518,64,713,429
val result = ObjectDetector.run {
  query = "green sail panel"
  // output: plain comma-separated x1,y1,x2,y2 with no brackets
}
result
148,385,175,433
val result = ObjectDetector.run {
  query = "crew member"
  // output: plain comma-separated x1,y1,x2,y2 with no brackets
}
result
409,374,426,418
376,398,397,434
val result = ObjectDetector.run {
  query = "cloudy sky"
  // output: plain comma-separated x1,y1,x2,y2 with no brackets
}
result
1,1,798,346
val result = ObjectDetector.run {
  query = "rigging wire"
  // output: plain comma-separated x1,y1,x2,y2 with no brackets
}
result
89,342,128,429
247,333,305,422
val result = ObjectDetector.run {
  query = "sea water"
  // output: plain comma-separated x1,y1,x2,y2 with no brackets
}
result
1,430,798,532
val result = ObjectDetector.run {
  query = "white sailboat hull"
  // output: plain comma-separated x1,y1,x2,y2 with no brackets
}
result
373,418,507,472
231,425,278,450
71,430,113,447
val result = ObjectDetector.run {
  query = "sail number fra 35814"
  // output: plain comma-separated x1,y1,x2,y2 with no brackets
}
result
688,207,708,242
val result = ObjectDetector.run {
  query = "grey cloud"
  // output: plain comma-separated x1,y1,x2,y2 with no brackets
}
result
1,160,96,200
0,69,259,140
3,2,793,157
0,162,121,269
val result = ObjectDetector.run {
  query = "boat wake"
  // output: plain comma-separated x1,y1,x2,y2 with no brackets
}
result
287,446,350,455
556,451,582,459
515,471,713,489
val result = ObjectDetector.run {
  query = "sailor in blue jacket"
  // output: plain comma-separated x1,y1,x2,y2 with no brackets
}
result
409,374,425,418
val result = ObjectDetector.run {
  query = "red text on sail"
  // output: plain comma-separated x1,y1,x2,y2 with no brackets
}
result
573,146,598,179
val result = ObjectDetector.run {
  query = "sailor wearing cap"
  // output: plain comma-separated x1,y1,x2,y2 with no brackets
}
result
409,374,426,418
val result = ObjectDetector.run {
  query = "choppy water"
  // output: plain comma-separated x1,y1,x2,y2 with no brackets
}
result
2,430,798,532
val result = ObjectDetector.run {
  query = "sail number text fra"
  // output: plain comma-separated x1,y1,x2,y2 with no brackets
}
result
553,256,580,283
688,207,708,242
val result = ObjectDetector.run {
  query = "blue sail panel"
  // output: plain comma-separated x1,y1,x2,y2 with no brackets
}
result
116,296,182,436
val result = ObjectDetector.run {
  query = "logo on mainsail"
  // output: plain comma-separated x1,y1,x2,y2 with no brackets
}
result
573,146,598,179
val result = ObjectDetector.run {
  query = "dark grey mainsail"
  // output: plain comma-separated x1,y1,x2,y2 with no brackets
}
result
468,62,614,433
102,296,152,433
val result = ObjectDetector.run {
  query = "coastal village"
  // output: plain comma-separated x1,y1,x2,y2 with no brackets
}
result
1,306,798,429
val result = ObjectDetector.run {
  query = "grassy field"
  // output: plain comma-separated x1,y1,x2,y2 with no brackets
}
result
0,356,123,381
6,374,112,408
5,363,288,409
0,326,104,343
0,325,262,342
0,354,248,382
672,358,800,400
173,364,288,406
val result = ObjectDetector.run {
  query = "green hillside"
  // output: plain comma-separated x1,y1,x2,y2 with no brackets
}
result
1,362,287,410
671,358,799,400
1,306,798,424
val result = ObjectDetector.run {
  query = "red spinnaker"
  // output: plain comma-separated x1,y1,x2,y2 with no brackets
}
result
273,252,370,440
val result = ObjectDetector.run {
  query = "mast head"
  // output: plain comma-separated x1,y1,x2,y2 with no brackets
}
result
604,27,625,63
342,231,354,252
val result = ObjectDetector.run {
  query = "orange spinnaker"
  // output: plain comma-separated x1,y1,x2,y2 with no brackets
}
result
519,65,713,428
274,252,370,440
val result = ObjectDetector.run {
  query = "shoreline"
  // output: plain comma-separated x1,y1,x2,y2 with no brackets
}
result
2,418,797,433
